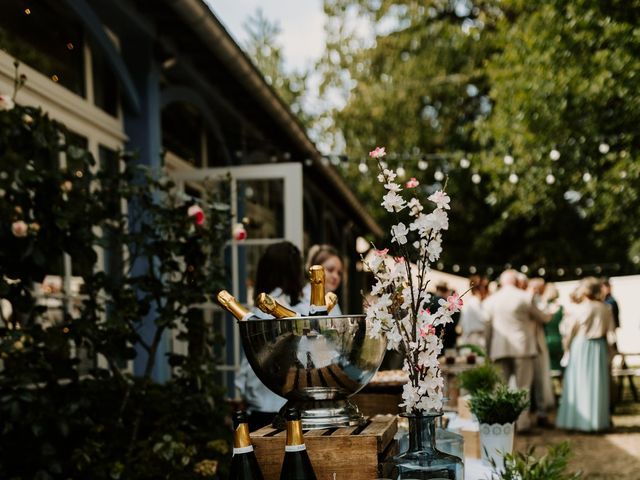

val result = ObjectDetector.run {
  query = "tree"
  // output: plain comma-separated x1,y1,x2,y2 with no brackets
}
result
317,0,640,277
243,8,310,124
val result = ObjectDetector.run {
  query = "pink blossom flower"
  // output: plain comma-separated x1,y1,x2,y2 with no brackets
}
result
232,223,247,241
440,293,463,313
369,146,386,159
394,256,405,264
375,248,389,256
11,220,28,237
187,205,205,225
406,177,419,188
420,323,436,337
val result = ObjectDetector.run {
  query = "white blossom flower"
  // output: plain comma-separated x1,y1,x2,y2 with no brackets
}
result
407,197,423,216
428,190,450,210
382,191,406,212
384,181,402,192
377,168,397,183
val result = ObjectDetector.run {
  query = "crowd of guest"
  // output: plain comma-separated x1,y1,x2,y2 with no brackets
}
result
451,270,618,433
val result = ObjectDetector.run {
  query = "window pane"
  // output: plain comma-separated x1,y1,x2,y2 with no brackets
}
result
238,179,285,240
162,103,203,167
91,39,119,116
0,0,85,97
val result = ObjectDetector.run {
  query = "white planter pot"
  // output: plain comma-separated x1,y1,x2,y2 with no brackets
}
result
479,422,515,468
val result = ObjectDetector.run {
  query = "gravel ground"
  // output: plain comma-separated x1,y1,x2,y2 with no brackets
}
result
514,401,640,479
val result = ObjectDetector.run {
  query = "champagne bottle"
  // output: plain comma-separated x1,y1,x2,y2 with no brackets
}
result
325,292,338,314
308,265,327,316
216,290,257,321
229,411,265,480
255,292,298,318
279,407,317,480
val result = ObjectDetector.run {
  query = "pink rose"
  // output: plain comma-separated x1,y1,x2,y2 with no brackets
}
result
187,205,205,225
232,223,247,241
11,220,28,237
0,94,15,111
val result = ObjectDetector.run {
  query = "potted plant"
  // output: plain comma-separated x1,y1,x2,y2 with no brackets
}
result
457,362,503,419
468,385,529,468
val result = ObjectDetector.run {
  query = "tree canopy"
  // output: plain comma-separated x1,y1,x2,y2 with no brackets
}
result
312,0,640,279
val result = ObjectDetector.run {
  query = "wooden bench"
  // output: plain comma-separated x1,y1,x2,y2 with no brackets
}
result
611,353,639,403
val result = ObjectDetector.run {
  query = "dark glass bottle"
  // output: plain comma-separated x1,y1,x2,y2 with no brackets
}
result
279,407,318,480
229,411,264,480
308,265,328,316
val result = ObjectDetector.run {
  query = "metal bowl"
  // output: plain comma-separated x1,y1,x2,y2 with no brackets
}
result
239,314,387,429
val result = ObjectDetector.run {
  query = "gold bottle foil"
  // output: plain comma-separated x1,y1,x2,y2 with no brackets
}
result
308,265,326,307
256,293,297,318
285,419,305,446
216,290,252,321
233,423,252,448
325,292,338,313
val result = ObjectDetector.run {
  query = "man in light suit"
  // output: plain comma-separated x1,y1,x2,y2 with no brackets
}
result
484,270,549,431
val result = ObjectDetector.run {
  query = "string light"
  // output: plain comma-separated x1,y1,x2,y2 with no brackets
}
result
418,160,428,170
504,155,514,165
471,173,481,184
545,173,555,185
358,162,368,173
599,143,610,154
434,170,444,181
582,172,592,182
460,158,470,169
508,173,518,184
549,149,561,161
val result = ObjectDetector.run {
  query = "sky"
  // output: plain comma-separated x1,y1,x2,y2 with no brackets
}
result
203,0,326,73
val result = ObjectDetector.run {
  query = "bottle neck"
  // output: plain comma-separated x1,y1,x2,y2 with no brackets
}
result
285,419,305,447
256,293,297,318
233,423,252,449
406,414,439,453
309,266,326,312
217,291,253,321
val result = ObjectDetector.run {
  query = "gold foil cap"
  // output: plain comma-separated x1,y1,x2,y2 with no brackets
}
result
285,419,305,446
256,293,297,318
325,292,338,313
308,265,326,307
233,423,252,448
216,290,252,321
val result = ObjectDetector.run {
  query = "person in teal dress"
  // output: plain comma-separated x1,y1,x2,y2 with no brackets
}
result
543,284,564,372
556,277,615,432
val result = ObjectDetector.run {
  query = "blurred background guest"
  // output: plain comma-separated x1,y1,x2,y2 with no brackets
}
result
528,277,555,427
543,283,565,372
458,274,488,348
483,269,549,432
235,241,307,431
556,277,615,432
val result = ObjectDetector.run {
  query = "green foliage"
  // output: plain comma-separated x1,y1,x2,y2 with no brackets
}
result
317,0,640,276
458,362,502,395
0,102,232,479
490,442,582,480
468,384,529,424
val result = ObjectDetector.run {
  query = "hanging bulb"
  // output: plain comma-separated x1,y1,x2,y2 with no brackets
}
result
471,173,481,184
460,158,470,169
358,162,368,173
504,155,514,165
549,149,561,161
508,173,519,184
545,174,555,185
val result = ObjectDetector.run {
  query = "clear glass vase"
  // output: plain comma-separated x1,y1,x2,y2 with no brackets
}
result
382,413,464,480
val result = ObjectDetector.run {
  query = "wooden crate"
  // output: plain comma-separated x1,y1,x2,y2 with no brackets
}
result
250,415,398,480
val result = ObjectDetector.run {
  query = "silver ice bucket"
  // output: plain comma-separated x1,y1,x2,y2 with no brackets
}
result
239,314,387,429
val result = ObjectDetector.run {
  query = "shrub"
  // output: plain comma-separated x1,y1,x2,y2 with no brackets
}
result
1,91,232,478
458,362,502,395
468,384,529,425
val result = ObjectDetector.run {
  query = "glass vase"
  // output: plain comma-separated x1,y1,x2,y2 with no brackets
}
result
382,412,463,480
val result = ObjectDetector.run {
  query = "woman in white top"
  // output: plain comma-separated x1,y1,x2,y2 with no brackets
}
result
458,275,488,348
556,277,615,431
302,244,344,315
235,241,307,431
